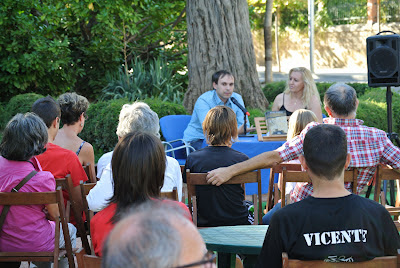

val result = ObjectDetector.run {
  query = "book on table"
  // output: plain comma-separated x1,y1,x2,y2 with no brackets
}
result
265,111,288,136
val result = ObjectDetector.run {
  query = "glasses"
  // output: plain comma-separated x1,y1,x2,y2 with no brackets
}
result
174,252,216,268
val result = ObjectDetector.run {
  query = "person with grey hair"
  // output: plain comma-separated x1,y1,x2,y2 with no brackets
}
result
53,92,95,177
207,83,400,207
0,113,77,268
102,201,215,268
87,102,183,211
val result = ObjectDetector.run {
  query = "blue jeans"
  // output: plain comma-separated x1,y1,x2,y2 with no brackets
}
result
262,201,281,225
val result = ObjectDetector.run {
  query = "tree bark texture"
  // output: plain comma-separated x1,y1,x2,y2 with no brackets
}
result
264,0,273,83
367,0,378,23
184,0,269,113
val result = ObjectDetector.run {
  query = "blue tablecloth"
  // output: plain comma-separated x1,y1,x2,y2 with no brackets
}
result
232,135,285,195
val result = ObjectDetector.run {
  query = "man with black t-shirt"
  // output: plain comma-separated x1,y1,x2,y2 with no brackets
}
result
256,124,400,267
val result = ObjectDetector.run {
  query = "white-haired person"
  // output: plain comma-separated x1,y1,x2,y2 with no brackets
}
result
271,67,323,122
0,113,76,268
102,201,215,268
87,102,183,211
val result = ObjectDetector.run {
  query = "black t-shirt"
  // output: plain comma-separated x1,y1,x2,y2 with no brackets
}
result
184,146,250,227
256,194,400,267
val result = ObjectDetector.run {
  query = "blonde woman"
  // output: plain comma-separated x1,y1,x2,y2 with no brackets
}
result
262,109,317,225
271,67,323,123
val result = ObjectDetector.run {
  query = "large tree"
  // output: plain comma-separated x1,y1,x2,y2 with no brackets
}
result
184,0,269,112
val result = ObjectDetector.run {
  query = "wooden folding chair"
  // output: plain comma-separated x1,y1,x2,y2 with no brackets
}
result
280,168,358,208
266,163,303,212
186,169,262,225
83,163,97,183
160,187,179,201
56,175,91,254
76,247,102,268
374,165,400,230
79,181,97,255
0,187,75,268
282,250,400,268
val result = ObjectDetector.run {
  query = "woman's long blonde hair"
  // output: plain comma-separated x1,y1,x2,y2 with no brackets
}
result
284,67,321,107
287,109,317,140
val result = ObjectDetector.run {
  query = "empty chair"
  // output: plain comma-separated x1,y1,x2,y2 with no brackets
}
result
160,115,195,164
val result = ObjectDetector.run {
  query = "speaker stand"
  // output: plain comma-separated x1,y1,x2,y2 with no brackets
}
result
365,86,400,205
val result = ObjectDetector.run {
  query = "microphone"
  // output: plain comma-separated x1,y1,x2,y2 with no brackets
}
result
231,97,250,116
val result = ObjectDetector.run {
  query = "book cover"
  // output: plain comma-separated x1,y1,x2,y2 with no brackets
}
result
265,111,288,135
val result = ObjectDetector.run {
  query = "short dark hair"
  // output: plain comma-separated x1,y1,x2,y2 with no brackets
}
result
212,70,233,85
110,132,166,223
31,96,61,128
202,106,238,146
324,83,357,117
57,92,89,125
303,124,348,180
102,201,187,268
0,113,48,161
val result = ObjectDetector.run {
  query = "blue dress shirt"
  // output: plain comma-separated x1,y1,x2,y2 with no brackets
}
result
183,90,250,142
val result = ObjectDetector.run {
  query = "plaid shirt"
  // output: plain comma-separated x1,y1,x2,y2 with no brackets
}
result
276,117,400,202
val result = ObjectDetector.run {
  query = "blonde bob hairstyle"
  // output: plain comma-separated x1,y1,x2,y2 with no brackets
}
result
202,106,238,146
287,109,317,140
284,67,321,108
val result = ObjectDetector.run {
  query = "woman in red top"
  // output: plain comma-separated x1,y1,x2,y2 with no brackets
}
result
90,132,189,256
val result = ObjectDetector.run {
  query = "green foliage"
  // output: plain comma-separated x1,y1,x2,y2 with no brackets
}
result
1,93,45,129
358,89,400,134
248,108,266,127
262,81,287,103
101,57,185,104
0,1,79,101
80,97,186,153
1,0,187,101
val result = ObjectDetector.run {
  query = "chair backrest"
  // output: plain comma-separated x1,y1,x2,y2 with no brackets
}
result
282,251,400,268
0,187,75,268
280,168,358,208
76,247,102,268
160,187,179,201
374,165,400,230
80,181,97,254
56,175,91,255
160,115,192,160
160,115,192,141
83,163,97,183
266,163,303,212
186,169,262,225
254,117,268,141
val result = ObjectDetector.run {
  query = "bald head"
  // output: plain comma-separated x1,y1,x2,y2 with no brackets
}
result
324,83,358,117
102,201,208,268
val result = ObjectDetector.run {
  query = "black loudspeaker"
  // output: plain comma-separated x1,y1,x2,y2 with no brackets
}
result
367,32,400,87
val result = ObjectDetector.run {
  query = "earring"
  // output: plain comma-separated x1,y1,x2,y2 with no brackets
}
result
80,123,84,127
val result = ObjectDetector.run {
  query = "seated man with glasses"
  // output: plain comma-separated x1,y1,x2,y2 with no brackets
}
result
102,201,216,268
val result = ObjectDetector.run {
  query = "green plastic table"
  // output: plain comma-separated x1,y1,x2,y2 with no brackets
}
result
199,225,269,268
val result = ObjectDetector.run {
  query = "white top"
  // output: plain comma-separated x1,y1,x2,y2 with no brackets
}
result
89,151,183,212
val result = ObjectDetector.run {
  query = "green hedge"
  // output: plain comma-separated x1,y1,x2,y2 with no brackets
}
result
357,88,400,134
0,93,45,129
80,98,187,154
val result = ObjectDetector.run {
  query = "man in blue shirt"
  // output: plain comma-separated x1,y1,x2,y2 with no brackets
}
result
183,70,253,150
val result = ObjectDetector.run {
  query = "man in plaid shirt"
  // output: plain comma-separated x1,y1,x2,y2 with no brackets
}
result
207,83,400,210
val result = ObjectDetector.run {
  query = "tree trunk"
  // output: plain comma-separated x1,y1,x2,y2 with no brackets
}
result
184,0,269,113
367,0,378,24
264,0,273,83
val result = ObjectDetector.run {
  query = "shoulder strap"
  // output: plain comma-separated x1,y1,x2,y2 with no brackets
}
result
0,170,38,231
